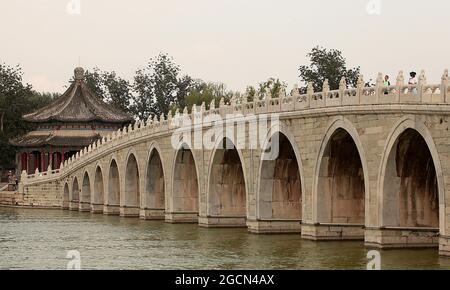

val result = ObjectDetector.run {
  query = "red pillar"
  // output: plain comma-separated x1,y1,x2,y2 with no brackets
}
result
54,152,61,169
49,147,53,170
40,150,44,172
25,152,29,174
21,153,28,173
34,152,39,173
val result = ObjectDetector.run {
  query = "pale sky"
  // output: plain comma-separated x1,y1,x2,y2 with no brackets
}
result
1,0,449,93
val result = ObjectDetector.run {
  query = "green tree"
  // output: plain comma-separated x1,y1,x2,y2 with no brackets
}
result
0,63,54,169
244,78,286,102
245,86,256,102
257,78,286,99
298,46,360,92
176,75,196,110
183,81,233,111
83,68,104,100
132,53,185,120
82,68,132,114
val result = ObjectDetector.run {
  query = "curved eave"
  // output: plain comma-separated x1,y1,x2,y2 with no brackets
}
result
22,116,133,124
10,134,102,148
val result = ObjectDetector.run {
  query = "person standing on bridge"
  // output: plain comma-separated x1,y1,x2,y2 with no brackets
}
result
409,71,418,94
384,75,391,94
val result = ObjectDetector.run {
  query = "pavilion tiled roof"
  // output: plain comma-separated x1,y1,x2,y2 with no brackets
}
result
22,67,133,124
10,130,103,148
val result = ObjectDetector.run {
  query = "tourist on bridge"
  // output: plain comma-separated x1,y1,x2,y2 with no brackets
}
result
384,75,391,94
409,71,418,94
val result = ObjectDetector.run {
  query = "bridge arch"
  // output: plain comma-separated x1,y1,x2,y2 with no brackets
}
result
379,117,445,233
106,157,121,214
257,125,304,223
143,143,166,219
92,164,104,213
123,151,141,216
71,177,80,205
313,117,369,228
80,171,92,212
62,182,70,209
206,136,248,225
171,142,200,221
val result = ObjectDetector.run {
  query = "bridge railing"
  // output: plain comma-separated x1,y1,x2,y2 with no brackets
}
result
20,69,450,185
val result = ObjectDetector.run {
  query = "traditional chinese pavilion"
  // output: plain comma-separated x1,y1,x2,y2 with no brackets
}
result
10,67,133,174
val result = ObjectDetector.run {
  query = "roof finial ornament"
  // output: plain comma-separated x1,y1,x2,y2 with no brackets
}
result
74,67,84,81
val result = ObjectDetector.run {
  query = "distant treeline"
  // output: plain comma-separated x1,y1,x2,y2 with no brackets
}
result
0,47,358,169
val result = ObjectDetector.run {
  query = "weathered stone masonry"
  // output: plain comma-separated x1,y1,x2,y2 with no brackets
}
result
17,70,450,257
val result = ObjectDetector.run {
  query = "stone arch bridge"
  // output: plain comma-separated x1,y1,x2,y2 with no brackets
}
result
19,71,450,257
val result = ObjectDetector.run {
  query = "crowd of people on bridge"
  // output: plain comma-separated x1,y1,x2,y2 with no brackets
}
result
381,71,418,95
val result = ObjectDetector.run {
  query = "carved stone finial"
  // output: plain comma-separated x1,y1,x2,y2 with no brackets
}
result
418,70,427,86
242,92,249,103
322,79,330,92
231,92,239,105
396,71,404,86
278,86,287,98
307,82,314,95
376,73,384,87
291,84,300,97
74,67,84,81
264,87,272,100
219,98,225,107
210,99,216,110
160,113,165,123
183,106,188,115
339,77,347,90
357,75,364,88
442,69,449,85
35,168,39,175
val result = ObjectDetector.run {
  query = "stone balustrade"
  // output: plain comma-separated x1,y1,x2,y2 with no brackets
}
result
20,69,450,185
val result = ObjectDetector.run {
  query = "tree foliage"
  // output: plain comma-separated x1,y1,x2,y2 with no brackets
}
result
82,68,132,114
132,53,189,120
183,81,233,111
298,46,360,92
0,63,54,169
245,78,287,102
1,48,363,169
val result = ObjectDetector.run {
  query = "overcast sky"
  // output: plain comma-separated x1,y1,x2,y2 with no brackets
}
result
1,0,449,93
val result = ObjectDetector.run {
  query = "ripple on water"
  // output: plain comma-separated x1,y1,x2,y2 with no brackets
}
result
0,207,449,270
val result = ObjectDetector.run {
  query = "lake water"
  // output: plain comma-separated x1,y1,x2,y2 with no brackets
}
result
0,207,449,270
